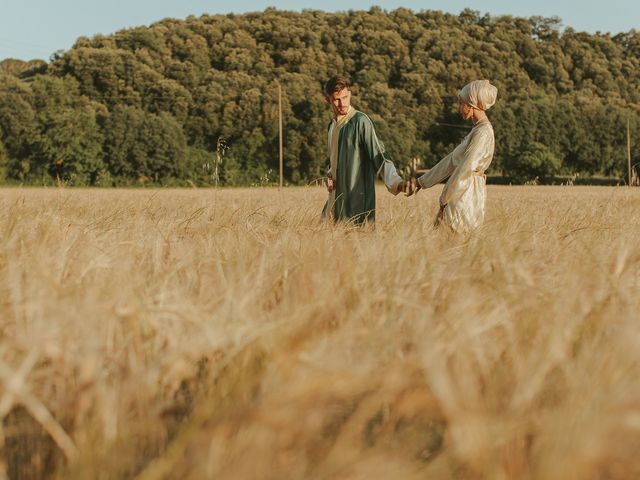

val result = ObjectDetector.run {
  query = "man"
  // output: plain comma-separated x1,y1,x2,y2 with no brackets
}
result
322,75,412,224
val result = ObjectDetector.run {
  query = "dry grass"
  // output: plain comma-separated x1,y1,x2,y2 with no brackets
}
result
1,185,640,480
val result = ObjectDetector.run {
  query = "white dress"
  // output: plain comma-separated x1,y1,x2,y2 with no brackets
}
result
417,121,495,232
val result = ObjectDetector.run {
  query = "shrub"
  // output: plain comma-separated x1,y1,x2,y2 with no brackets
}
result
503,141,562,184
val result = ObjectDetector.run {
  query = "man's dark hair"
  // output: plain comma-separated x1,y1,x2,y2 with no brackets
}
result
324,75,350,97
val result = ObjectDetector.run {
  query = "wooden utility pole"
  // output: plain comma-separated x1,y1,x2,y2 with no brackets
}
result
278,81,283,189
627,118,632,186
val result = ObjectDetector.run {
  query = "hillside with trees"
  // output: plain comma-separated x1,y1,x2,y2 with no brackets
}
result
1,8,639,186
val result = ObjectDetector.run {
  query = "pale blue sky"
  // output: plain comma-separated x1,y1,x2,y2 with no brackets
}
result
1,0,637,61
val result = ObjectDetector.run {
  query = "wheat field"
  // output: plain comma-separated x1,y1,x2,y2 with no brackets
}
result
1,185,639,480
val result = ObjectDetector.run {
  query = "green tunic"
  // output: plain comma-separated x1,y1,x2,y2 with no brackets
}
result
323,110,402,224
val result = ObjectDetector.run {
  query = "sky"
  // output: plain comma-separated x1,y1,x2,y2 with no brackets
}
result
0,0,638,61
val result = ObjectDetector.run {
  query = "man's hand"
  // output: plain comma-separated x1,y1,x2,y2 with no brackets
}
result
326,175,335,193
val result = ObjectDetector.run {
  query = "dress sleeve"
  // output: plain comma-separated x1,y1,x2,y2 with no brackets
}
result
360,115,403,194
440,128,489,205
417,152,455,189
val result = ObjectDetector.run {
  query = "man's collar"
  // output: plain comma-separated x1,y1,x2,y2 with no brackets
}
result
334,106,354,123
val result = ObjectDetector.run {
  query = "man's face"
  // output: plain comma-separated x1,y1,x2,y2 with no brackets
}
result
326,88,351,117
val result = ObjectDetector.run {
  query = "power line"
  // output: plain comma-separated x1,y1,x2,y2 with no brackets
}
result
435,122,471,129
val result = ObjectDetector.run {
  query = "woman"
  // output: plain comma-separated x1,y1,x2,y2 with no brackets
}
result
414,80,497,232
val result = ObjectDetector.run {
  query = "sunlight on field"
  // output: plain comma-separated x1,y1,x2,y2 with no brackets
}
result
1,185,640,479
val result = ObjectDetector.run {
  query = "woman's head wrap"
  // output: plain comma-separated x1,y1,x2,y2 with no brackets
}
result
458,80,498,111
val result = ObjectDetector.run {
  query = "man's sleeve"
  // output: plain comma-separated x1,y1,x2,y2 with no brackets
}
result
360,115,403,194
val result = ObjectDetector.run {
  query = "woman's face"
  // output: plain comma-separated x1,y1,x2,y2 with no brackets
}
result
457,99,474,121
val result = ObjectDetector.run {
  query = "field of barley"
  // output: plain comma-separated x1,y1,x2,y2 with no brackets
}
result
1,185,640,480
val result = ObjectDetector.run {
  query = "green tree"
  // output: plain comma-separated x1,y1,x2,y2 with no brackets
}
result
0,59,47,78
103,105,187,184
0,74,37,180
504,141,562,183
29,75,106,184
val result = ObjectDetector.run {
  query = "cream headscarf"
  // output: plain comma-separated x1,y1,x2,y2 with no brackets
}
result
458,80,498,111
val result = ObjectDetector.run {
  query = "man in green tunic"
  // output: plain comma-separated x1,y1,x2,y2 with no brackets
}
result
322,75,412,224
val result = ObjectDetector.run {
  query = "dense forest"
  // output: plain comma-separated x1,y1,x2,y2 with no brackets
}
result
0,8,639,186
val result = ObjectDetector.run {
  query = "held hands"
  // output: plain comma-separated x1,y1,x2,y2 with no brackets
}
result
329,176,422,196
398,177,421,197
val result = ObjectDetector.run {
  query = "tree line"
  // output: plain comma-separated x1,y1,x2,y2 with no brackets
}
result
0,7,639,186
